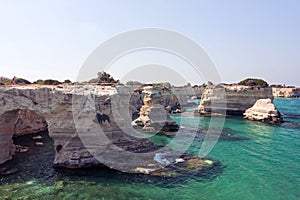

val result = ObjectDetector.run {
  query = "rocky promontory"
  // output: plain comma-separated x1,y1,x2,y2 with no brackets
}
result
195,85,274,116
0,84,216,177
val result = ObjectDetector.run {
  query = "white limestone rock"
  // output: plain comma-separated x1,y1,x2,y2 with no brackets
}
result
243,98,283,123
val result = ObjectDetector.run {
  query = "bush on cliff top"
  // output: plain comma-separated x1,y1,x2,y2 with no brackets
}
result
126,81,144,86
16,78,31,84
33,79,61,85
0,77,12,85
87,72,119,84
238,78,269,87
97,71,119,83
0,77,31,85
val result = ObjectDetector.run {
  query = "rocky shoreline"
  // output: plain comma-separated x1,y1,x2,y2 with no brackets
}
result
0,84,217,177
0,83,289,178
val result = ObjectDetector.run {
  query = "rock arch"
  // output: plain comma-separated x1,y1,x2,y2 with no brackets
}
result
0,86,77,166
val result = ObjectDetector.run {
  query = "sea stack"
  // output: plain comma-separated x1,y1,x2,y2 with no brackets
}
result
243,98,283,123
132,86,179,134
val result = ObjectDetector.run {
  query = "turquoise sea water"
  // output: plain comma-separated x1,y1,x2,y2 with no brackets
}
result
0,98,299,200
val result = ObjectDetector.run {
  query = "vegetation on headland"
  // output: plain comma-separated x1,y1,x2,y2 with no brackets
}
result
33,79,61,85
126,81,144,86
0,77,31,85
15,78,31,84
0,74,297,88
0,76,12,85
126,81,173,89
0,76,72,85
238,78,269,87
87,71,119,84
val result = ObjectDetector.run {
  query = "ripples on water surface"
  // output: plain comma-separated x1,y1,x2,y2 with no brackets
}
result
0,98,299,199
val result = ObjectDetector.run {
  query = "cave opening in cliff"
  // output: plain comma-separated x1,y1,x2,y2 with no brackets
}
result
0,109,56,183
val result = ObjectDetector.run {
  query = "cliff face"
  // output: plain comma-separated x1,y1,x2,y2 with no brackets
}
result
195,85,274,115
0,85,146,169
244,98,283,123
0,85,214,176
272,88,300,98
132,86,179,133
129,86,186,120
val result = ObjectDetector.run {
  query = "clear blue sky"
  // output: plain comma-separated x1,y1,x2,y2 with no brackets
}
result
0,0,299,86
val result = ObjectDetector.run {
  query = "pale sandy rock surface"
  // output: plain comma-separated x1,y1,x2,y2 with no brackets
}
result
243,98,283,123
272,88,300,98
195,85,274,116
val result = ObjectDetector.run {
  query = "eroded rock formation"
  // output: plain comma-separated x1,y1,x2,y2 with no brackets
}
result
0,109,47,164
195,85,274,115
12,110,47,136
244,98,283,123
132,86,179,134
0,85,214,177
129,85,205,119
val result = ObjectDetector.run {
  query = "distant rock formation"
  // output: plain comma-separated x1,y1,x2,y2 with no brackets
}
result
132,86,179,134
129,85,205,119
195,85,274,115
244,98,283,123
272,88,300,98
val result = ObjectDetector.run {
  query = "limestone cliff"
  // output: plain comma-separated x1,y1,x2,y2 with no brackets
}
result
0,85,215,176
272,88,300,98
244,98,283,123
195,85,274,115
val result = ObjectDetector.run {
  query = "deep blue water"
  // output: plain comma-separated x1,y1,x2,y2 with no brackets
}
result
0,98,299,200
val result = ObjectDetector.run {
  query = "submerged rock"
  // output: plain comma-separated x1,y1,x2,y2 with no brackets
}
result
244,98,283,123
35,142,44,146
15,145,29,153
32,135,43,140
146,154,219,177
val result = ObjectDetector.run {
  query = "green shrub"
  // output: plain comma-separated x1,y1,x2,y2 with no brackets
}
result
238,78,269,87
126,81,144,86
0,77,12,84
15,78,31,84
33,79,61,85
97,71,119,83
88,78,98,83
